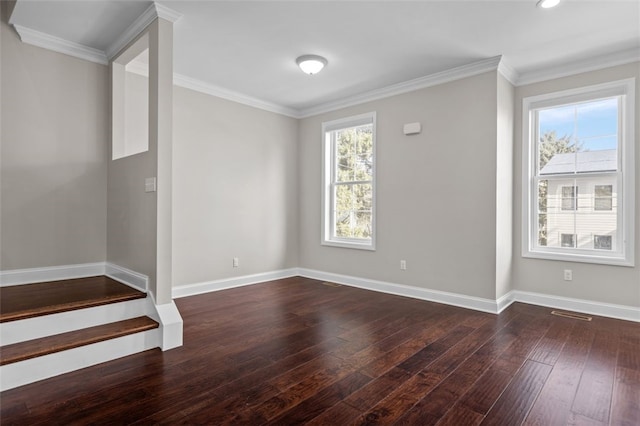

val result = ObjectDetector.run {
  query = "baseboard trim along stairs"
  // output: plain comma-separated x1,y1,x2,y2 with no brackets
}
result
0,276,163,391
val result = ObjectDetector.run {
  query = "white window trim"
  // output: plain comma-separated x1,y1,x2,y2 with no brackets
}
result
321,112,377,250
522,78,635,266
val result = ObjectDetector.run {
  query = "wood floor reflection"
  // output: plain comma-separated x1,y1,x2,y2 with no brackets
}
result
1,276,638,425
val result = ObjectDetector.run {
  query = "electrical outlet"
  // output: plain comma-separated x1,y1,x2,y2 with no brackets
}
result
563,269,572,281
400,260,407,270
233,257,239,268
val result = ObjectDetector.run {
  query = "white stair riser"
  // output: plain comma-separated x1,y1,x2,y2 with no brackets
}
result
0,329,160,392
0,298,148,345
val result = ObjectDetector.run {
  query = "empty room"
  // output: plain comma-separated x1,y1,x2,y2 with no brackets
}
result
1,0,639,424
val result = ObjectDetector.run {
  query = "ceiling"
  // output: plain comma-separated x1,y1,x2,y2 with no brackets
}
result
9,0,640,117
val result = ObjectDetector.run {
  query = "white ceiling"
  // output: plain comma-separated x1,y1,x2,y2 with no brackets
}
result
9,0,640,116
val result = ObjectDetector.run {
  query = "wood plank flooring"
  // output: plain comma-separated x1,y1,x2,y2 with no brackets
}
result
1,276,638,425
0,276,145,322
0,316,159,365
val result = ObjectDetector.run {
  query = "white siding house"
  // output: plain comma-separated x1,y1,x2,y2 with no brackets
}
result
541,150,617,251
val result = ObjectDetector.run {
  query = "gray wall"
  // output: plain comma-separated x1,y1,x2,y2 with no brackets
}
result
512,62,640,307
0,12,108,270
298,71,503,300
106,150,157,284
495,74,515,299
172,86,299,287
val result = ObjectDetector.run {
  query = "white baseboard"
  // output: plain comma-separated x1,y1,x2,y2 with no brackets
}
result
172,268,299,298
297,268,502,314
105,262,148,292
510,290,640,323
0,262,106,286
496,291,516,313
0,329,160,392
0,262,148,294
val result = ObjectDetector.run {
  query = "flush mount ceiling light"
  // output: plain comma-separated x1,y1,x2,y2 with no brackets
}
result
296,55,327,75
537,0,560,8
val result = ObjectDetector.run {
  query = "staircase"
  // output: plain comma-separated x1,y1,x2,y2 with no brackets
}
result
0,276,161,391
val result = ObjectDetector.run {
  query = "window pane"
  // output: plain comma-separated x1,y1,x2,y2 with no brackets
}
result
537,179,548,246
538,98,618,175
334,183,372,239
540,177,617,251
335,125,373,183
538,213,547,246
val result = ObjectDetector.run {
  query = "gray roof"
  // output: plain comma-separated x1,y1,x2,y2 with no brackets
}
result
540,149,617,175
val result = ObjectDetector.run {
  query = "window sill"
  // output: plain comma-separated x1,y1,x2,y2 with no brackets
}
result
322,239,376,251
522,249,634,267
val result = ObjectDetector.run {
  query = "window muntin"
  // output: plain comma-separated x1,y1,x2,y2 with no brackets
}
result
522,79,635,266
322,112,376,250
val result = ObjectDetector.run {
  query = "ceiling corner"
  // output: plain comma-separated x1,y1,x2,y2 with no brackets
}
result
106,2,181,61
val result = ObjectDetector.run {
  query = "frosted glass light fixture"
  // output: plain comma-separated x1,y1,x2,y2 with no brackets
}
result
537,0,560,8
296,55,327,75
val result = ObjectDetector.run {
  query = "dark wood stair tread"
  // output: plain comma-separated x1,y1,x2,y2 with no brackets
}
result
0,316,159,366
0,276,146,323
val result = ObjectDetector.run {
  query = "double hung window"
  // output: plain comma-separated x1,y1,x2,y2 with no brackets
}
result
322,112,376,250
522,79,635,265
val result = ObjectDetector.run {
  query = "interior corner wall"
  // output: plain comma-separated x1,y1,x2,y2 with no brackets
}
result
298,71,500,300
495,73,515,299
512,62,640,308
171,86,299,288
106,145,157,286
0,13,108,270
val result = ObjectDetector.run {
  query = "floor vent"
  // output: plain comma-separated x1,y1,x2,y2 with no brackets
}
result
322,282,342,288
551,310,592,321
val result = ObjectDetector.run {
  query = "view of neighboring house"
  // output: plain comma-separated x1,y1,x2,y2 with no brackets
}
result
540,149,617,251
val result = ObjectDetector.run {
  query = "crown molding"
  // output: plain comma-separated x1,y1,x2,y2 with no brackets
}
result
297,56,504,118
106,2,182,60
173,73,300,118
515,48,640,86
155,3,184,23
10,1,182,66
497,57,519,85
11,24,108,65
120,57,300,117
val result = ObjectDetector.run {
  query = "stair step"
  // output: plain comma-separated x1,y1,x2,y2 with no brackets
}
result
0,276,146,323
0,316,159,366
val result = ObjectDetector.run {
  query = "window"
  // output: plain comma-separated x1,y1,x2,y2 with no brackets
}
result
561,186,577,211
594,185,613,211
322,112,376,250
561,234,576,248
594,235,612,250
522,79,635,266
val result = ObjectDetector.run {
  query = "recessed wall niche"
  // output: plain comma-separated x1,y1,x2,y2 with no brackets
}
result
112,34,149,160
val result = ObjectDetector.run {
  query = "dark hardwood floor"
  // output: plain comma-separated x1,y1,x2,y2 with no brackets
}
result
0,276,145,322
1,276,638,425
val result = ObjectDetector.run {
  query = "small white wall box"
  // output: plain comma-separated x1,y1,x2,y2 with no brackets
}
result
403,122,421,135
145,177,157,192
